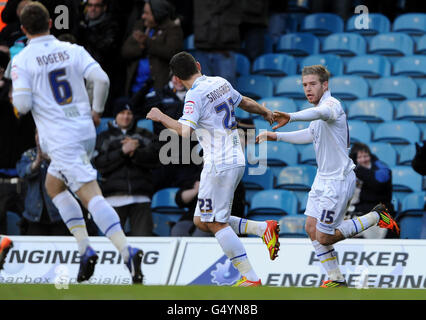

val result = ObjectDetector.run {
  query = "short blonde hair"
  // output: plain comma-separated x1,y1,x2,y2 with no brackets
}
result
302,65,330,83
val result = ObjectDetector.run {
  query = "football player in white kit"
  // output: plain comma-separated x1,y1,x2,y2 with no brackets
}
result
147,51,280,286
11,2,143,284
256,65,400,288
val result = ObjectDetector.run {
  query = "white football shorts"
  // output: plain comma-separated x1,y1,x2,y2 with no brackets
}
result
47,138,98,192
305,170,356,235
195,165,245,223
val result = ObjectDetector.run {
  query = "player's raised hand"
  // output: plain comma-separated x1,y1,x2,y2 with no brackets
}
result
272,111,290,130
255,131,277,144
146,107,164,122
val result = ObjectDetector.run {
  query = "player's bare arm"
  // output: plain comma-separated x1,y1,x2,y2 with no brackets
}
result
238,96,274,124
147,107,193,138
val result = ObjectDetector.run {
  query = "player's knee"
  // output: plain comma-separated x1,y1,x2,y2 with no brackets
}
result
305,219,317,239
193,216,205,230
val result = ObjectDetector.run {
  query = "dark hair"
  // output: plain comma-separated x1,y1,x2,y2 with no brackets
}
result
349,142,371,164
145,0,174,24
169,51,199,81
20,2,50,35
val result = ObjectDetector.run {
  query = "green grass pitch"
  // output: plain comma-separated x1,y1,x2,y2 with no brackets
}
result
1,284,426,300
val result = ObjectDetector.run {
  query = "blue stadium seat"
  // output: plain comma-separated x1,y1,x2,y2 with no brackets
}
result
7,211,21,235
346,13,391,35
369,142,397,167
397,191,426,239
392,166,423,192
252,53,297,76
300,54,343,76
322,33,366,56
398,212,425,239
235,53,251,76
151,188,185,236
265,141,299,171
279,215,308,238
393,56,426,78
151,188,185,214
401,192,426,213
152,212,181,237
346,55,391,78
275,75,304,98
248,189,299,216
347,98,394,123
137,119,153,132
369,33,414,56
299,144,316,166
276,33,320,56
253,118,273,134
371,76,418,100
242,166,274,191
416,35,426,54
300,13,344,36
275,165,316,191
298,192,309,213
397,144,417,166
374,121,421,145
393,13,426,36
236,75,274,100
348,120,372,143
257,97,297,114
96,117,113,135
395,99,426,122
329,76,369,101
242,166,274,204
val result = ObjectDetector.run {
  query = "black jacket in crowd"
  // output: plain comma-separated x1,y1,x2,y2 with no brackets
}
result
94,120,161,198
353,154,394,215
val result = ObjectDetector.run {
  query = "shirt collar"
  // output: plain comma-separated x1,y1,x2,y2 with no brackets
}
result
28,35,56,45
318,90,331,105
190,75,206,90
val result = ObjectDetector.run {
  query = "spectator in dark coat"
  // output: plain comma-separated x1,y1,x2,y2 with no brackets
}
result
94,98,161,235
121,0,183,94
412,140,426,176
349,142,395,239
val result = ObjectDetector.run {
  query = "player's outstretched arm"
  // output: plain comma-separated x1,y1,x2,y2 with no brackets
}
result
147,107,193,138
238,96,274,124
255,131,277,144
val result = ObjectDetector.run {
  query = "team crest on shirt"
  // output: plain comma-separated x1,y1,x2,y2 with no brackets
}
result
184,101,195,114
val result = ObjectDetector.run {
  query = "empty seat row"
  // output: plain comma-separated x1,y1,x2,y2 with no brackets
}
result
236,74,426,100
270,13,426,37
273,32,426,57
237,53,426,78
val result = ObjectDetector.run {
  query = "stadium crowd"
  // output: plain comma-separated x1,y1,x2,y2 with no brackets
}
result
0,0,424,238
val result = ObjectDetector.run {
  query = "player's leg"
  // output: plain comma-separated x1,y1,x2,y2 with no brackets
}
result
45,172,97,283
228,216,280,260
304,177,346,286
195,166,261,286
75,180,144,283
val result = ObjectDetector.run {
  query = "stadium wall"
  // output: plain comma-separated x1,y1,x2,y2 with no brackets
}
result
2,237,426,288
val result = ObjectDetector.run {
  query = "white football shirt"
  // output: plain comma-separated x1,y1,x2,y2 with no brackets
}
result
178,75,245,171
11,35,99,153
308,90,355,179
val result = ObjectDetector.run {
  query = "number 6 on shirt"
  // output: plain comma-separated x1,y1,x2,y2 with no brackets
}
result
48,68,73,105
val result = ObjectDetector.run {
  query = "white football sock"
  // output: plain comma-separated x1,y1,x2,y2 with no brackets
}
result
312,240,344,282
337,211,380,238
228,216,267,237
214,226,259,282
88,195,129,262
52,190,90,255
